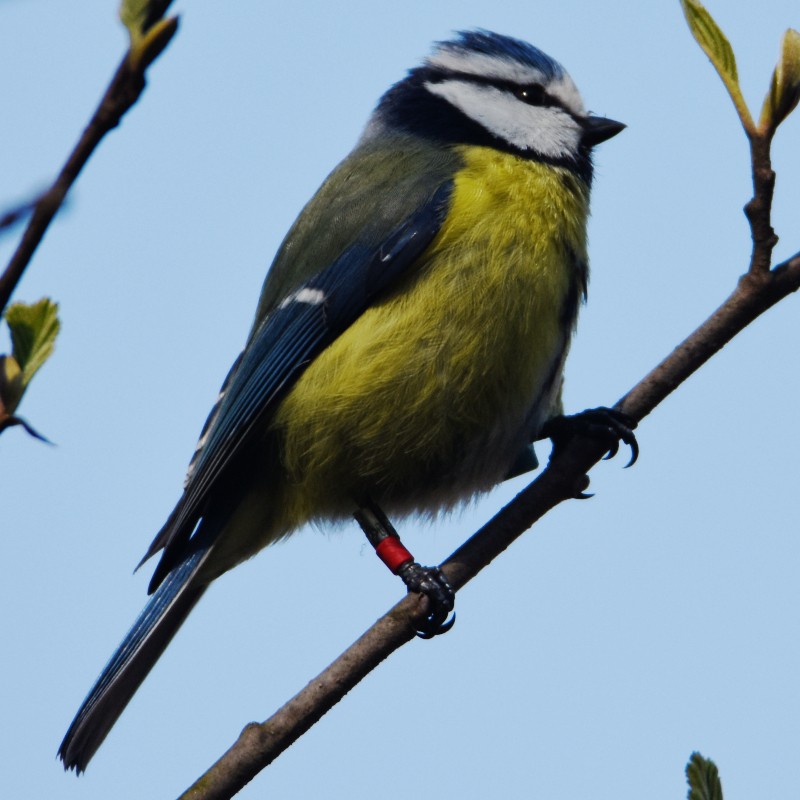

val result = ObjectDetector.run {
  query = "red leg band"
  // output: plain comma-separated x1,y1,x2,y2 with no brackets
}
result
375,536,414,574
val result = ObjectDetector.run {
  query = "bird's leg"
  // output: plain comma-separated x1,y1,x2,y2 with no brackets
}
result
538,406,639,494
354,498,455,639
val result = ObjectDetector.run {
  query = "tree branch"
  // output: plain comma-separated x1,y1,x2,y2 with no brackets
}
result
0,17,178,317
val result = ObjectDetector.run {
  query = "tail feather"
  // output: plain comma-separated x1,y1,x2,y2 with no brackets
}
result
58,548,209,772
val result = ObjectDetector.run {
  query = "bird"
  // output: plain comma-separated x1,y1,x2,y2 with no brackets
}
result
59,29,634,772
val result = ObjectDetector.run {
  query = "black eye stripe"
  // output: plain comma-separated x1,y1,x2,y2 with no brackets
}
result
429,72,564,111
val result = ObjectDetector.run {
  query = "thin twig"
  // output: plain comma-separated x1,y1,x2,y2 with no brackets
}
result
744,133,779,274
0,198,38,234
175,102,800,800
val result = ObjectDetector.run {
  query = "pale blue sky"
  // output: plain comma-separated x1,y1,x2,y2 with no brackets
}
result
2,2,799,799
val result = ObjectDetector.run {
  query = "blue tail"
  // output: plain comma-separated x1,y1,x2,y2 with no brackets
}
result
58,547,209,772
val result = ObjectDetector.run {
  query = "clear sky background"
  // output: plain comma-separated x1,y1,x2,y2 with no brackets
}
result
2,1,799,799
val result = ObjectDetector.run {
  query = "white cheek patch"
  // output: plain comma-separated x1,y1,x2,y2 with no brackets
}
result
278,287,327,309
427,50,548,87
425,80,583,159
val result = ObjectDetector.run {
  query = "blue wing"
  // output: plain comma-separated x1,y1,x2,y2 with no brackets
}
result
143,182,453,589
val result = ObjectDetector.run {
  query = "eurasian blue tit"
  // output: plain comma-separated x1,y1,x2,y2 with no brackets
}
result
60,30,631,772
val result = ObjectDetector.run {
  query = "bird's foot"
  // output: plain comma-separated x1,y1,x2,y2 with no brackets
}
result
354,498,456,639
541,407,639,468
396,562,456,639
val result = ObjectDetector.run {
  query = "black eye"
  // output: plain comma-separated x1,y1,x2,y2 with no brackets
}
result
515,84,546,106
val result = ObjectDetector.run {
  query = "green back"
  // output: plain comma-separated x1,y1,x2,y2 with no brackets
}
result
248,132,462,343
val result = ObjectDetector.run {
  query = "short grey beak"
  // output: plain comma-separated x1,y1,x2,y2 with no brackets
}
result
582,115,626,146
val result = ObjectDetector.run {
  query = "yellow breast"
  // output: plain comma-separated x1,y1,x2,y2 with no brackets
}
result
270,145,590,526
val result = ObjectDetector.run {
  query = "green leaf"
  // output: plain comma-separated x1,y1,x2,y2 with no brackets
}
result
760,28,800,133
119,0,174,45
4,298,60,390
686,752,723,800
119,0,150,44
681,0,738,83
680,0,754,131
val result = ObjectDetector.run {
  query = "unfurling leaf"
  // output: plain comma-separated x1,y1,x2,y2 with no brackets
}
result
128,16,179,72
680,0,754,131
681,0,738,82
4,298,60,391
760,28,800,133
686,752,724,800
0,300,59,440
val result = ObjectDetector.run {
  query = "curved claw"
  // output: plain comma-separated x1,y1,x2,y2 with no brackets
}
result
397,562,456,639
622,431,639,468
598,408,638,467
417,611,456,640
594,408,639,469
542,407,639,468
602,439,620,461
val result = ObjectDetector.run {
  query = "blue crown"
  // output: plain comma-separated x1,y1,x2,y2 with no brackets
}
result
435,30,565,81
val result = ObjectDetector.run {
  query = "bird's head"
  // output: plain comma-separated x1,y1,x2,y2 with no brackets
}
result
367,30,624,168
